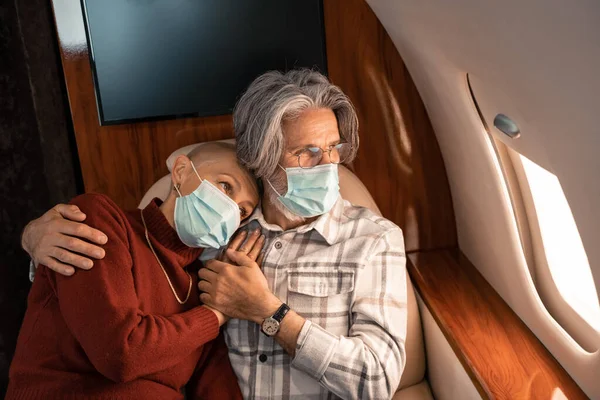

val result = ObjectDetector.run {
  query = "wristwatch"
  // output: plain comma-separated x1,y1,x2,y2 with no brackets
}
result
261,303,290,336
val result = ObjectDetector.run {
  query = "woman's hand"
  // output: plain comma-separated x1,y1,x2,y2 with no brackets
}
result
22,204,108,276
203,304,230,326
198,228,268,322
219,228,265,265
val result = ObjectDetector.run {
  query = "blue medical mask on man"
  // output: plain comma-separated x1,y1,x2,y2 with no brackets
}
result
174,163,240,248
267,163,340,218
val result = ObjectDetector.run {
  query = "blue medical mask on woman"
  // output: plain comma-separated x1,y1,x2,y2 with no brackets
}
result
267,163,340,218
174,163,240,249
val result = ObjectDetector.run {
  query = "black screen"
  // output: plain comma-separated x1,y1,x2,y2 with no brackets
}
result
81,0,327,125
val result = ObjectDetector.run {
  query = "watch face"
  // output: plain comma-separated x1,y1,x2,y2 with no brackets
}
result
262,317,280,336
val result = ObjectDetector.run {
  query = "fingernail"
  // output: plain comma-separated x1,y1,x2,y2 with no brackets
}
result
65,268,74,276
94,249,105,258
99,235,108,244
240,230,248,236
259,235,265,241
85,260,93,269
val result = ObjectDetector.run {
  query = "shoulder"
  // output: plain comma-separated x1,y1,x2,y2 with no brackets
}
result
339,200,402,236
69,193,129,234
70,193,121,213
332,201,405,253
336,204,406,269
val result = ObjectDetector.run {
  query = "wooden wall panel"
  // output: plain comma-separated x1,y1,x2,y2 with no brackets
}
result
50,1,235,211
323,0,456,251
408,250,589,399
52,0,456,251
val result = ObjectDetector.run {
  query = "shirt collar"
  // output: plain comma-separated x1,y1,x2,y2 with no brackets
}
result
247,196,345,245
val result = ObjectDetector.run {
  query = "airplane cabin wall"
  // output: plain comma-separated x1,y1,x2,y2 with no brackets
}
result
367,0,600,397
48,0,597,396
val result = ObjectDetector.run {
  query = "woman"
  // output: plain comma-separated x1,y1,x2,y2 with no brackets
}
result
6,142,262,399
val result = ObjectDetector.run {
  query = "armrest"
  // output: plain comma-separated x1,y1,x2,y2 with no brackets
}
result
407,249,588,399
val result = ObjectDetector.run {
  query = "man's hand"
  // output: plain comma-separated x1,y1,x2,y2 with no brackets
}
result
22,204,108,276
198,249,281,324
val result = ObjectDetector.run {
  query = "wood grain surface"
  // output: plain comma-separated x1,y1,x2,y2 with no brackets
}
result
408,250,589,399
50,0,235,211
323,0,456,252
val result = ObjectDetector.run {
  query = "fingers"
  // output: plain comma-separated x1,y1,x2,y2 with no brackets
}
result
51,231,105,261
50,245,94,270
59,220,108,248
54,204,87,222
238,229,261,254
256,252,265,267
198,267,218,283
23,204,107,274
220,230,248,262
200,292,213,306
217,245,231,263
225,249,256,268
247,235,265,261
227,230,248,252
204,259,226,273
220,251,231,263
197,279,212,293
221,228,263,264
41,256,75,276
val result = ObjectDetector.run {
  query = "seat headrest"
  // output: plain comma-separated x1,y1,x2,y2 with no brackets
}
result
161,140,382,215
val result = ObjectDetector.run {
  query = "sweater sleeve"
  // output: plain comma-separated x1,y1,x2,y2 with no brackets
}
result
49,194,220,383
185,333,242,400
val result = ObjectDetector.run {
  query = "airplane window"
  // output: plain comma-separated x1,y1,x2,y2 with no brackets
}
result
514,152,600,332
467,73,599,343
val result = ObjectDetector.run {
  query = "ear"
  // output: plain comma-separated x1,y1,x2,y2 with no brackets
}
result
171,155,190,187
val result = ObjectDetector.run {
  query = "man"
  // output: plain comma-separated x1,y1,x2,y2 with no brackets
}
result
22,69,407,399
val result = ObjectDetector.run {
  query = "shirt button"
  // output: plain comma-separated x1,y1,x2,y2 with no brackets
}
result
274,241,282,249
259,354,268,363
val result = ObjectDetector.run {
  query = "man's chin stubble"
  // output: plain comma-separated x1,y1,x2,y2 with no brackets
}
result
265,188,306,225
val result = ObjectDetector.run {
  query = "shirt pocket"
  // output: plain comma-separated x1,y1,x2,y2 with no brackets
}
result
287,269,355,335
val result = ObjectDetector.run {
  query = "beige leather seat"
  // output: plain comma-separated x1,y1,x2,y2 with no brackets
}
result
337,167,433,400
139,142,433,399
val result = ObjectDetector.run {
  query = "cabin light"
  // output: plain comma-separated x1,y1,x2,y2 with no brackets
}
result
493,114,521,139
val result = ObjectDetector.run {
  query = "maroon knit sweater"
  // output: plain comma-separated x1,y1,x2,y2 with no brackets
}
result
6,194,242,400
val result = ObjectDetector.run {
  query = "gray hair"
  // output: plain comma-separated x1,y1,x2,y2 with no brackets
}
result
233,69,359,179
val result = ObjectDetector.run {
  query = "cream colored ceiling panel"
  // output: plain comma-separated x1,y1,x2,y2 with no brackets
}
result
367,0,600,397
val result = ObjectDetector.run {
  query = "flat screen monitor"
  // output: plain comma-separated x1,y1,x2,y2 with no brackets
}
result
81,0,327,125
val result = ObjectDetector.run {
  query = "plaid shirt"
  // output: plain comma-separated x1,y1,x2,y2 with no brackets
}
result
202,198,407,399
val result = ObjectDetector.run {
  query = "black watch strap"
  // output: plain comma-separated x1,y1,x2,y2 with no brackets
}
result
272,303,290,323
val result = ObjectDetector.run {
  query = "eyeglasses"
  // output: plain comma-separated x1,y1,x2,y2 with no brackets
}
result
288,143,353,169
